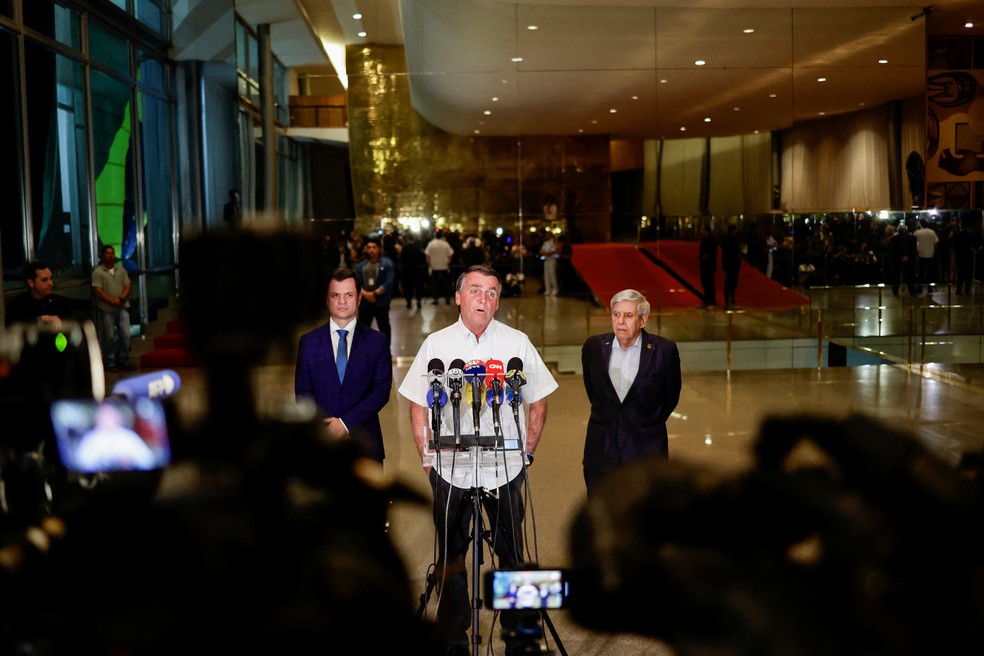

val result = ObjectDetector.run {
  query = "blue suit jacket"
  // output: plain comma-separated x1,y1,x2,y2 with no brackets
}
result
581,329,681,472
295,321,392,461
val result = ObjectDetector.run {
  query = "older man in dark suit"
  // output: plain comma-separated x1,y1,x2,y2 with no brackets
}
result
295,267,392,463
581,289,682,494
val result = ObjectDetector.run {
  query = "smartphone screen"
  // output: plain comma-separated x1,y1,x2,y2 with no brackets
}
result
50,397,171,473
484,569,569,610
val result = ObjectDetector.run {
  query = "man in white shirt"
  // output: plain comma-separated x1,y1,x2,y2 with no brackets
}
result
398,264,557,653
913,220,939,294
424,232,455,305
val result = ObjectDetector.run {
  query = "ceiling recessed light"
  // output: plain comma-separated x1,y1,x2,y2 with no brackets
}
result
695,59,706,66
591,119,598,124
965,22,974,28
680,127,687,132
878,59,888,64
501,79,508,84
609,108,617,114
358,31,367,37
578,129,584,133
483,110,492,115
527,25,538,30
631,95,639,100
474,130,480,134
769,93,777,98
743,28,755,34
511,57,523,63
817,76,827,82
353,13,362,20
704,117,712,123
660,79,668,84
492,97,499,102
818,111,826,116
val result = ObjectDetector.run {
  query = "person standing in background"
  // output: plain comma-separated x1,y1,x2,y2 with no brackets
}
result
581,289,681,494
223,190,242,229
425,231,455,305
400,233,428,310
539,230,559,296
92,245,132,372
913,219,939,294
721,224,742,310
355,237,396,347
698,225,717,309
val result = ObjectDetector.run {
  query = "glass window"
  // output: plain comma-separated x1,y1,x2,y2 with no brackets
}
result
23,1,81,51
136,49,165,93
0,28,25,290
106,0,126,11
90,70,137,271
90,20,130,76
274,59,288,125
136,0,165,36
137,89,174,271
23,42,92,282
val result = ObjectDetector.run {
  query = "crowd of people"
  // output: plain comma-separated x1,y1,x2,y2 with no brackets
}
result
742,214,983,292
316,227,578,309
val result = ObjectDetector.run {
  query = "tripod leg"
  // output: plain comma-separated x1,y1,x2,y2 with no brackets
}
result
540,610,568,656
471,486,484,656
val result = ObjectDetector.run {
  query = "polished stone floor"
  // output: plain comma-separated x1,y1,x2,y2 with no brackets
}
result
121,282,984,655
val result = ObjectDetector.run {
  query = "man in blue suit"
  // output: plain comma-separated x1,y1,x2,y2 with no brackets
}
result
581,289,681,494
295,267,392,463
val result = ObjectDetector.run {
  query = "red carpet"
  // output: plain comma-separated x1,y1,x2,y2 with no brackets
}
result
641,241,807,309
570,243,697,310
139,318,203,369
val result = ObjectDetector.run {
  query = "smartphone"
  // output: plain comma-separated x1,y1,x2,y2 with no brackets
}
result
484,568,570,610
50,397,171,473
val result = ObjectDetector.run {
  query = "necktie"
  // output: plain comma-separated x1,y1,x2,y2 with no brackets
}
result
336,329,348,382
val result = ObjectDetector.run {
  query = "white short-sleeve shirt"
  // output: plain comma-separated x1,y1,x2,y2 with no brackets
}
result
398,317,558,489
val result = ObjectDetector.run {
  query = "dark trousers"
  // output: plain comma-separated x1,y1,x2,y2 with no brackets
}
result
429,470,525,647
358,302,391,347
431,269,452,303
700,267,716,306
403,272,427,306
917,257,936,292
724,268,739,307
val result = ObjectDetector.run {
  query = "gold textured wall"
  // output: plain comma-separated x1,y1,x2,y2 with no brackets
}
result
346,45,612,242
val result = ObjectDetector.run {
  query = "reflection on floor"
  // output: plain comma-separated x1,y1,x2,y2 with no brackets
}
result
131,283,984,656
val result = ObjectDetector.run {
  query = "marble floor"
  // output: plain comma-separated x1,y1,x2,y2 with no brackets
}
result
120,283,984,655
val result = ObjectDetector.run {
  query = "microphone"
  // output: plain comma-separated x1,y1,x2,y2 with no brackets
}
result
485,359,505,436
505,357,526,423
426,359,446,439
111,369,182,400
426,358,447,409
463,359,486,436
447,358,465,444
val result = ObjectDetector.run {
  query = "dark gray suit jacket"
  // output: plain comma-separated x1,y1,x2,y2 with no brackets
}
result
581,329,681,473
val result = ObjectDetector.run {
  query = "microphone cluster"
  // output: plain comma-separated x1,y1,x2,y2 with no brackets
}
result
424,357,526,442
